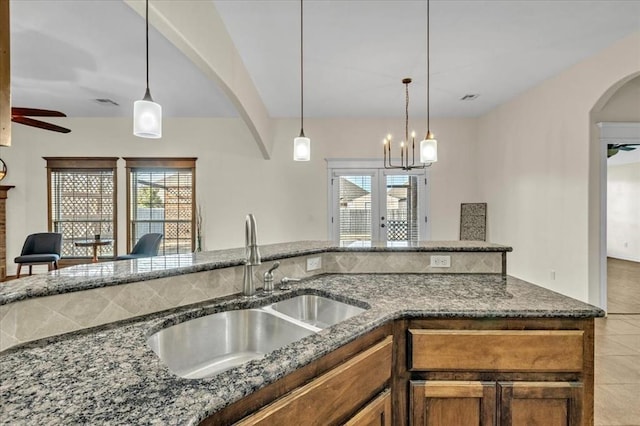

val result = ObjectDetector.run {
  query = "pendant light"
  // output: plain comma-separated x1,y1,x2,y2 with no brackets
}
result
133,0,162,139
419,0,437,163
293,0,310,161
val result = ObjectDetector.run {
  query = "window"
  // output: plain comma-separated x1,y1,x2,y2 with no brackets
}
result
125,158,196,255
327,159,429,245
45,157,118,258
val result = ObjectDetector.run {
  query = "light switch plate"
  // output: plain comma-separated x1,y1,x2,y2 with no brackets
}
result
307,256,322,271
430,255,451,268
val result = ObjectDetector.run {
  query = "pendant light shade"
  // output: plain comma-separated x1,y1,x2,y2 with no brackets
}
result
133,0,162,139
420,132,437,163
294,133,311,161
134,89,162,138
293,0,310,161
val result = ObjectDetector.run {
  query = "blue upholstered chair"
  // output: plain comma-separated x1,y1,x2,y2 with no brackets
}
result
14,233,62,278
116,233,163,260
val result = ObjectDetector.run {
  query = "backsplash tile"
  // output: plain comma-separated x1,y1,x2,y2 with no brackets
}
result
0,251,501,351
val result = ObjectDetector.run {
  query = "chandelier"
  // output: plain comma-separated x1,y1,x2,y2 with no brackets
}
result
383,78,437,170
383,0,437,170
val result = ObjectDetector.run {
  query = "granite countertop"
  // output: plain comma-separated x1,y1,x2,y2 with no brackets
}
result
0,273,602,425
0,240,512,305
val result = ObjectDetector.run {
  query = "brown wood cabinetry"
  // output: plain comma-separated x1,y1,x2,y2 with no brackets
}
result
237,336,392,425
410,380,583,426
203,317,594,425
401,318,594,426
344,389,392,426
410,380,496,425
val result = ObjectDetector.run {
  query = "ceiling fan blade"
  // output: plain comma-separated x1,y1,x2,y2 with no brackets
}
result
11,116,71,133
11,107,67,118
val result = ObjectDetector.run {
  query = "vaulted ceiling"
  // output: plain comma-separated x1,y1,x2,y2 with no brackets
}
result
10,0,640,119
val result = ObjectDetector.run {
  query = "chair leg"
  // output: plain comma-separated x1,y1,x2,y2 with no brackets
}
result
28,265,33,276
54,261,59,270
16,264,22,278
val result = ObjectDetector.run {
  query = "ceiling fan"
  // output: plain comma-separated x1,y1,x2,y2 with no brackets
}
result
11,107,71,133
608,143,639,158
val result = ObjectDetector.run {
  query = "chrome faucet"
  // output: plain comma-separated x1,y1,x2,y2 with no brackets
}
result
243,214,261,296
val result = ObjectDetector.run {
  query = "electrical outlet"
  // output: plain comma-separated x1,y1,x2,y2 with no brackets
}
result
430,255,451,268
306,256,322,271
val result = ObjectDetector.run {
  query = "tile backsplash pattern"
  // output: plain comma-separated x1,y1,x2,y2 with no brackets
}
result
0,251,501,351
324,252,501,274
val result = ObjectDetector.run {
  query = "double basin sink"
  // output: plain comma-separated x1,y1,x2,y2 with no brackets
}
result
147,295,366,379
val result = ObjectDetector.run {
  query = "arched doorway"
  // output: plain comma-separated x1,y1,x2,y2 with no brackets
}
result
589,72,640,312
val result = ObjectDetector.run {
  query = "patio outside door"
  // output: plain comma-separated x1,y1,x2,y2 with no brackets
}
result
329,166,428,245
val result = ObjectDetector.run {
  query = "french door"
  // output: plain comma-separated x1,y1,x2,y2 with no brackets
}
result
328,162,429,245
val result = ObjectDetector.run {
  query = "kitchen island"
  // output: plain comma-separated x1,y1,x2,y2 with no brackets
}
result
1,271,602,425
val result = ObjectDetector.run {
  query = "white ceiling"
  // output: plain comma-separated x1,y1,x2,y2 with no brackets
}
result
10,0,640,119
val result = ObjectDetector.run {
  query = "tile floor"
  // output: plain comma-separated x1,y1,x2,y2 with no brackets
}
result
594,258,639,425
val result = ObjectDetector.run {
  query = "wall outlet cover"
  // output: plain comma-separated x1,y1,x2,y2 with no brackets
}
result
306,256,322,271
430,255,451,268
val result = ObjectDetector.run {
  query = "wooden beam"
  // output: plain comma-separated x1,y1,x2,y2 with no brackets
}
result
0,0,10,147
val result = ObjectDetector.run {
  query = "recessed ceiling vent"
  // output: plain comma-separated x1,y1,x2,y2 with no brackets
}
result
94,98,120,106
460,94,479,101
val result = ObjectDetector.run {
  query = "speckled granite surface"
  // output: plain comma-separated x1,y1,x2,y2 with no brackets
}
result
0,241,511,305
0,273,601,425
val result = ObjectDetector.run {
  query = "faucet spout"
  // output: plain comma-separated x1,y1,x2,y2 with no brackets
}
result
245,214,261,265
243,214,261,296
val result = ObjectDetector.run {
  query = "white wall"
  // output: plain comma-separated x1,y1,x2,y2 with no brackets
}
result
607,162,640,262
2,115,477,276
476,31,640,304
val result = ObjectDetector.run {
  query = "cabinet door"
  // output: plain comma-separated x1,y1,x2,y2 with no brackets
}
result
410,381,496,426
237,336,392,426
499,382,583,426
345,389,391,426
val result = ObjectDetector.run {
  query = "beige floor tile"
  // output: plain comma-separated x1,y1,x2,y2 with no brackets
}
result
596,317,640,335
594,384,640,425
595,355,640,384
608,334,640,353
596,335,638,356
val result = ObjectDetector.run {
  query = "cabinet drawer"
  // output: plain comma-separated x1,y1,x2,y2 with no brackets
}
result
237,335,393,425
409,330,583,372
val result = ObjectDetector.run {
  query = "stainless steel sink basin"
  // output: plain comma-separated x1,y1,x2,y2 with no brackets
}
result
268,295,366,329
147,309,315,379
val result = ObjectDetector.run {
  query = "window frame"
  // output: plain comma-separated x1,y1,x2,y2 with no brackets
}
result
44,157,119,260
124,157,197,254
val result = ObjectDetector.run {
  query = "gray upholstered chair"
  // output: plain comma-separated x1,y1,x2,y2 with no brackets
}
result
14,232,62,278
116,233,163,260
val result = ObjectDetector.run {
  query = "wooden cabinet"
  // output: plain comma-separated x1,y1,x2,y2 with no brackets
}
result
499,381,583,426
410,381,496,426
399,318,594,426
410,380,582,426
235,335,393,426
345,389,392,426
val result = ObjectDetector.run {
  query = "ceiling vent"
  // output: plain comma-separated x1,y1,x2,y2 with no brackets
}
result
460,94,479,101
94,98,120,106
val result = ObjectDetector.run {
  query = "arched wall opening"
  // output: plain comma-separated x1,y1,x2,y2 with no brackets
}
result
588,71,640,311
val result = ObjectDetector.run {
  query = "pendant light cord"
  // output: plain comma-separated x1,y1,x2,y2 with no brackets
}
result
145,0,151,93
405,81,409,142
146,0,150,92
300,0,304,136
426,0,430,133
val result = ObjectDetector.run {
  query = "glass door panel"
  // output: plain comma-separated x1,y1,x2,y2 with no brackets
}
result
383,175,420,243
338,175,373,244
